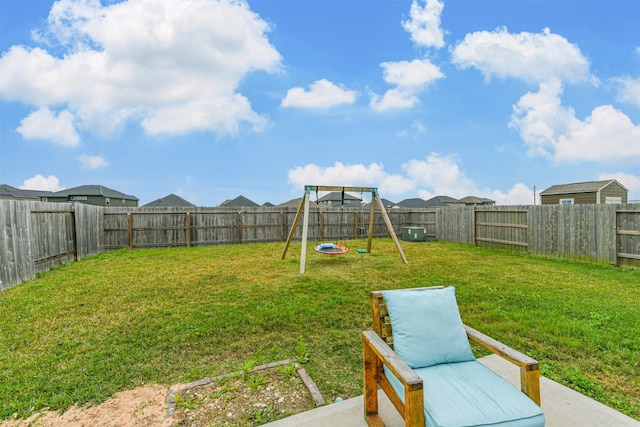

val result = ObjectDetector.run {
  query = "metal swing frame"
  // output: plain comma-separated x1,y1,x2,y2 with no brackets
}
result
281,185,407,274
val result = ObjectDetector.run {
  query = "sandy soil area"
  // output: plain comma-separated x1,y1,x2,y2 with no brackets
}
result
1,385,172,427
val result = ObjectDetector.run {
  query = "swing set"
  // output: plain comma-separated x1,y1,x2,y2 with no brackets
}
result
281,185,407,274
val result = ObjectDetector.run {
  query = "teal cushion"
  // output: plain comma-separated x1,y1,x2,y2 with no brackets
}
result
381,287,474,368
384,361,545,427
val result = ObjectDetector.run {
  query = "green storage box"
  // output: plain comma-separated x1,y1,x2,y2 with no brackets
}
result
402,227,427,242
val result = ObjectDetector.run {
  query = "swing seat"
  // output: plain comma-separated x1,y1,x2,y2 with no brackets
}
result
314,243,348,255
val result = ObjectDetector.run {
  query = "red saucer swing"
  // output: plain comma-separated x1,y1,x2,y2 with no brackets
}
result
314,243,349,255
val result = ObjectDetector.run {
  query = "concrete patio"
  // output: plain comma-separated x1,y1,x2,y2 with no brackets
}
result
265,355,639,427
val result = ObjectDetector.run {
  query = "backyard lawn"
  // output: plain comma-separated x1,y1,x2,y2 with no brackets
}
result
0,240,638,421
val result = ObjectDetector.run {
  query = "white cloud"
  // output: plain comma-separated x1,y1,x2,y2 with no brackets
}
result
452,27,597,85
510,81,640,162
610,75,640,108
281,79,357,109
76,154,108,169
489,183,535,206
287,162,414,197
20,174,64,191
370,59,444,112
397,120,427,139
402,152,476,198
402,0,445,49
370,88,420,112
16,107,80,146
0,0,282,141
288,155,538,205
405,154,535,204
555,105,640,162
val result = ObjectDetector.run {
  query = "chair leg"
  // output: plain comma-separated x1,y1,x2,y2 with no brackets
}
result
363,335,385,426
521,366,541,406
404,386,425,427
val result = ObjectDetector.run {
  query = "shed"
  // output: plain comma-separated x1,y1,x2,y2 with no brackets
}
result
540,180,628,205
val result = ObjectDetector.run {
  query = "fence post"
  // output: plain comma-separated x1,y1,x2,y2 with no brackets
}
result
71,209,78,261
238,212,243,244
186,212,191,247
127,212,133,249
472,207,477,247
280,212,285,241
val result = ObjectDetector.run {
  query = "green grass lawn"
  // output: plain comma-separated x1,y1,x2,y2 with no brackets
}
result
1,240,638,421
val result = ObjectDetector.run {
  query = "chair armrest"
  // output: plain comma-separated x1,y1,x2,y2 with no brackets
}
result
464,324,541,405
363,330,422,390
363,331,425,426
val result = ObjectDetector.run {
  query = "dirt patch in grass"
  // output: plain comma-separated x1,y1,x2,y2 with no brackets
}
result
171,361,321,426
0,385,171,427
1,361,322,427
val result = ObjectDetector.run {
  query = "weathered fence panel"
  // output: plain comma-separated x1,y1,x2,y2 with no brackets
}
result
74,204,104,259
437,206,475,244
475,207,529,251
617,207,640,268
0,200,34,291
0,201,103,290
528,204,618,264
30,209,76,272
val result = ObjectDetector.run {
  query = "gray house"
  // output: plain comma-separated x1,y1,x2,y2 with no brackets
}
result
363,198,397,209
277,198,304,208
0,184,52,200
143,194,195,207
424,195,464,207
317,191,362,207
540,180,628,205
43,185,139,207
397,196,465,208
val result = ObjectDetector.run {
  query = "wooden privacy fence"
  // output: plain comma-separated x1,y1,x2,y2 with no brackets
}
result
0,200,103,291
102,207,404,249
466,205,638,268
1,201,638,290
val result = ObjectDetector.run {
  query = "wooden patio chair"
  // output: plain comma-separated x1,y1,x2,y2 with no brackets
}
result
362,286,545,427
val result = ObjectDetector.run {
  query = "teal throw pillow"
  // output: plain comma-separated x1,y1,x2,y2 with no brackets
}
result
381,287,475,368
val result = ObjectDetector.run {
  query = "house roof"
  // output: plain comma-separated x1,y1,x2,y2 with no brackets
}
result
540,179,628,195
48,185,139,200
424,195,462,207
0,184,52,200
219,195,259,207
365,198,396,208
459,196,495,204
277,198,304,208
317,191,361,203
396,198,430,208
142,194,195,207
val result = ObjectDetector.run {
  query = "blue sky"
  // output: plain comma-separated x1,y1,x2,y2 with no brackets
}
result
1,0,639,206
